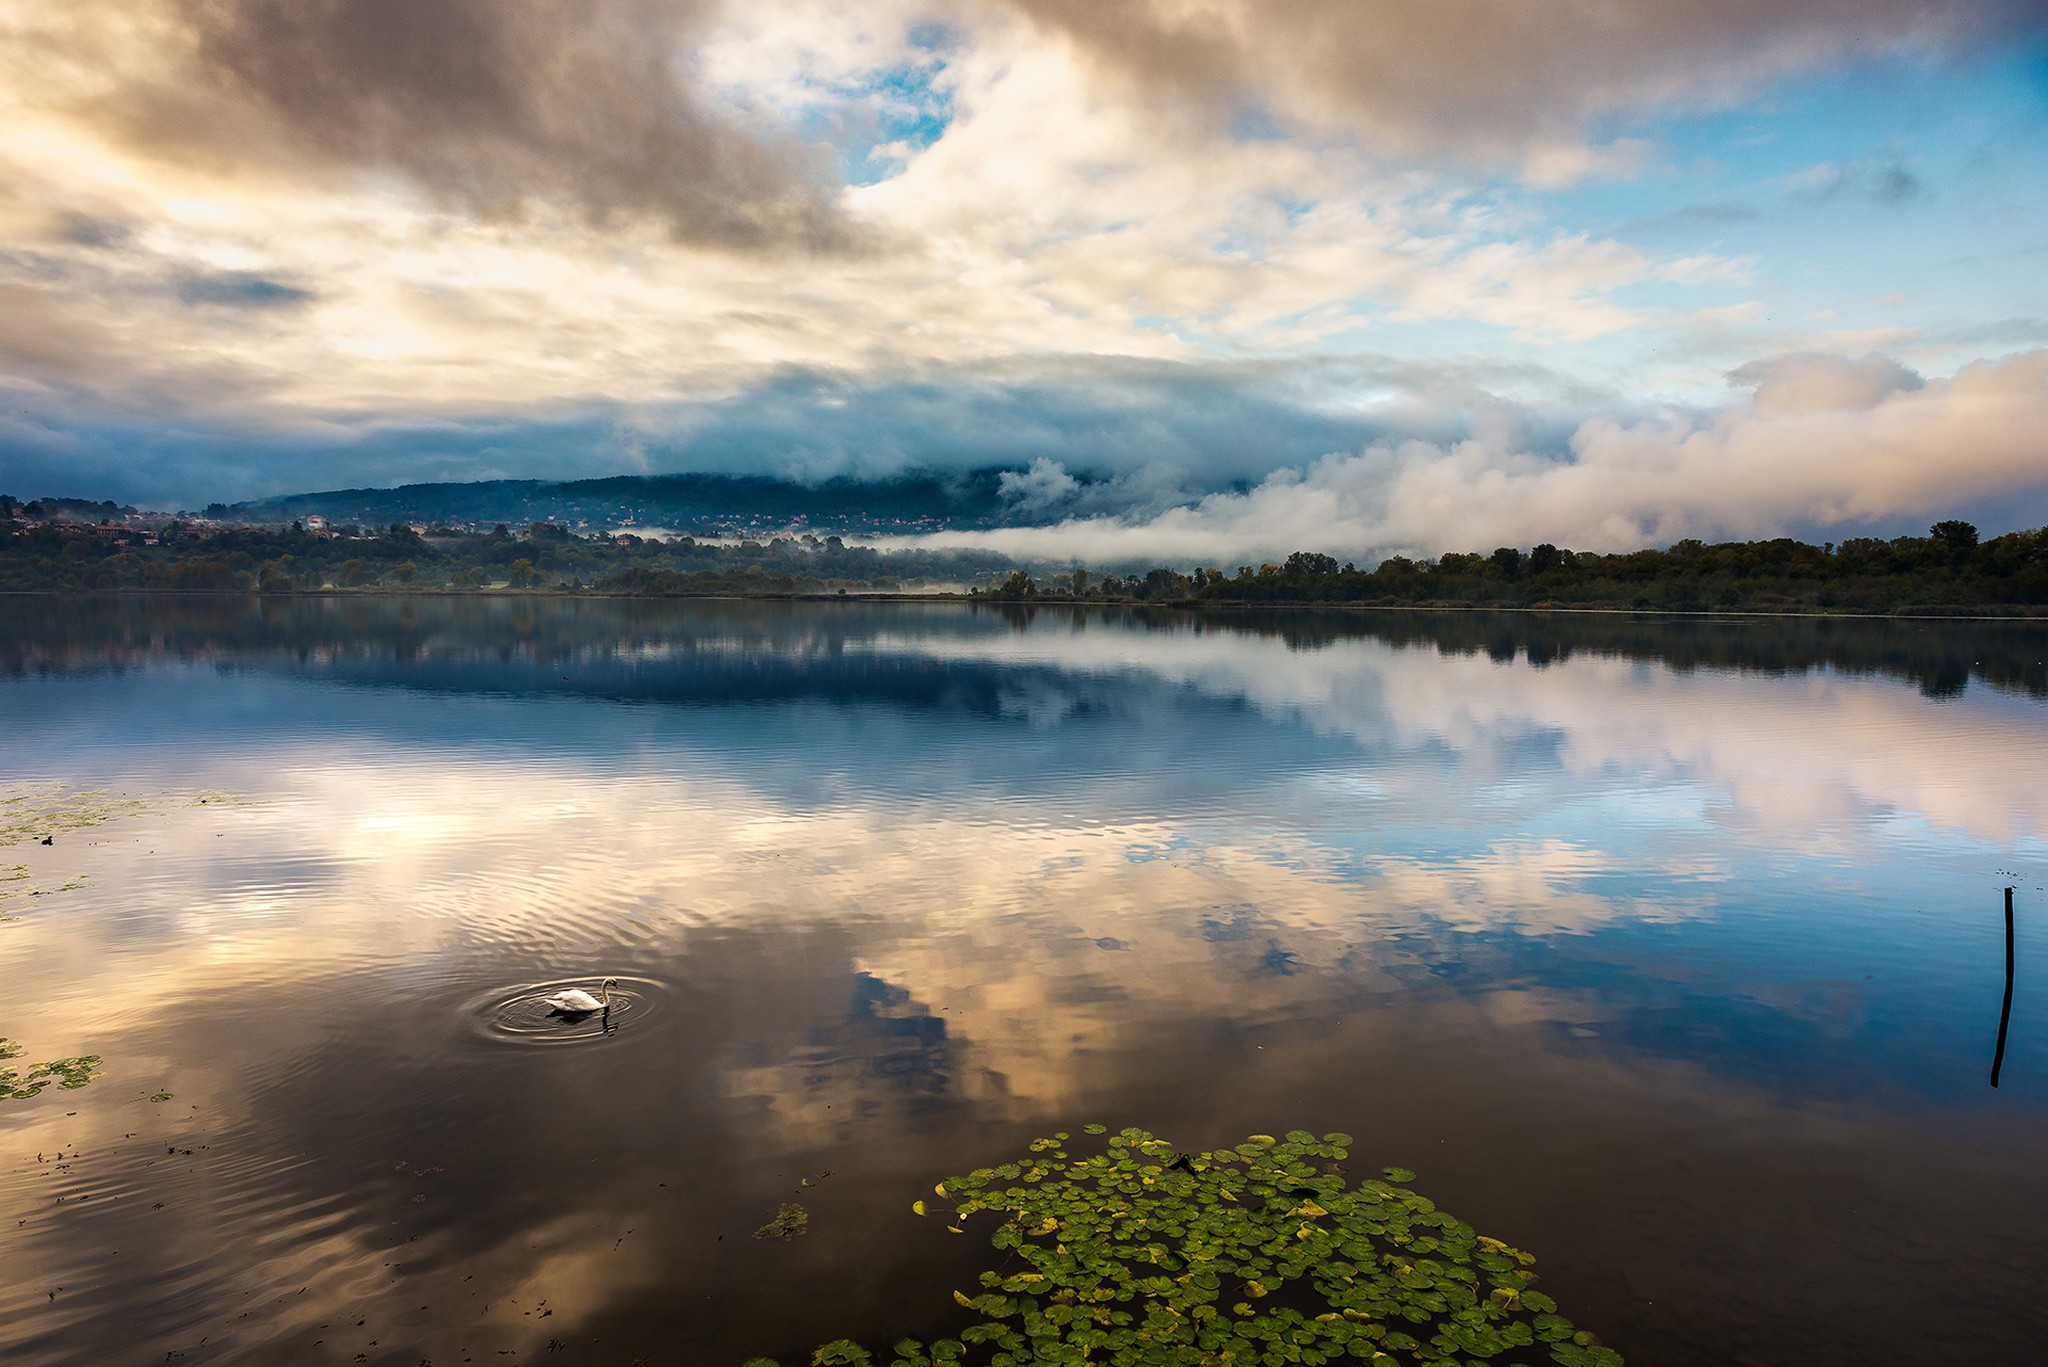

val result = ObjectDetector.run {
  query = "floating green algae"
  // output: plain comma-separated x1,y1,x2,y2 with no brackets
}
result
0,782,248,849
0,863,92,917
0,785,149,847
0,1039,103,1101
758,1127,1622,1367
1,784,247,917
755,1202,812,1241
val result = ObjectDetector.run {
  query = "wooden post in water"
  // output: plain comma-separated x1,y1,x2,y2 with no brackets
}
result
1991,886,2015,1088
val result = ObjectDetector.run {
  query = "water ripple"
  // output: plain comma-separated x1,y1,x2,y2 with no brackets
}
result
462,976,666,1048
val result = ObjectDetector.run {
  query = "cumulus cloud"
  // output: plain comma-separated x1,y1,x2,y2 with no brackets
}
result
898,350,2048,563
10,0,853,252
999,0,2047,174
1730,352,1923,414
999,457,1083,514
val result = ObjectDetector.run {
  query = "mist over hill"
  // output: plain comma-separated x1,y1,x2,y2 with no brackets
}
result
213,468,1098,536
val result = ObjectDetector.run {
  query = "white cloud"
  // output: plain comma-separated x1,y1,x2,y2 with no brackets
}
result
999,0,2044,173
1730,351,1924,414
895,349,2048,561
999,456,1082,514
0,1,2041,507
0,1,1742,429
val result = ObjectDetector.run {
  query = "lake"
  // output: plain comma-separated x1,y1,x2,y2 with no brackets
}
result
2,596,2044,1366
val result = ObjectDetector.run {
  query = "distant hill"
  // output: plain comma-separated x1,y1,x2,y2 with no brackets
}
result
214,469,1076,534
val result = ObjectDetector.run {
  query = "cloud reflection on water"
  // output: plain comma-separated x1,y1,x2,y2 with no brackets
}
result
1,599,2044,1366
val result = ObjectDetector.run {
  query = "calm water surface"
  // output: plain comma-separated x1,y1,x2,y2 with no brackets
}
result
2,597,2045,1366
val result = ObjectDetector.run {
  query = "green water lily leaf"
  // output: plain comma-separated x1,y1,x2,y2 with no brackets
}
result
759,1127,1622,1367
1,1044,103,1101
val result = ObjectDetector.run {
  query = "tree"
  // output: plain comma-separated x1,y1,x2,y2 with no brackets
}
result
507,558,538,588
1931,520,1979,559
1284,551,1338,576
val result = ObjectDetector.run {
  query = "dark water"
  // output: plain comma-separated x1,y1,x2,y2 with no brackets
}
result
2,596,2045,1366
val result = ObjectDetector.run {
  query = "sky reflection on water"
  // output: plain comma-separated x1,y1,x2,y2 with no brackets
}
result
1,599,2044,1366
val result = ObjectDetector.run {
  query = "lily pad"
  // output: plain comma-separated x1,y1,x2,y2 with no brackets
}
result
764,1126,1621,1366
0,1040,103,1100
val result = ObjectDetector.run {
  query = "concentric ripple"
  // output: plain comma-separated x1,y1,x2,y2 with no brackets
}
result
465,975,666,1047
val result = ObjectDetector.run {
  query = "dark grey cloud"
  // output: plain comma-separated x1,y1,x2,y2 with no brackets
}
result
619,353,1596,503
997,1,2048,162
50,0,854,254
0,352,1599,508
176,269,316,310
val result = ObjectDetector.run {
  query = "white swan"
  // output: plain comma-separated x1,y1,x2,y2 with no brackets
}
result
543,978,619,1014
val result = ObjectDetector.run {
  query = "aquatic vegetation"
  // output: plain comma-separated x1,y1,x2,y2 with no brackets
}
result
759,1128,1622,1367
0,785,148,847
0,783,246,849
0,1039,103,1100
0,865,92,917
1,785,245,917
755,1202,811,1241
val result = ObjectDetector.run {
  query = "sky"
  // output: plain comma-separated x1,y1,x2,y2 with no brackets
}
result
1,0,2046,561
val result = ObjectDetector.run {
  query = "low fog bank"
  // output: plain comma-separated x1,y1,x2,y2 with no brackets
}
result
888,351,2048,568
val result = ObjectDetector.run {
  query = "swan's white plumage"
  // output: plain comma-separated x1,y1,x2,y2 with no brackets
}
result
544,978,618,1014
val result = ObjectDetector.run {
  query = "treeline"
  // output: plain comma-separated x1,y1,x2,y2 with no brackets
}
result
1199,521,2048,611
974,521,2048,613
9,505,2048,614
0,517,1012,594
6,596,2041,704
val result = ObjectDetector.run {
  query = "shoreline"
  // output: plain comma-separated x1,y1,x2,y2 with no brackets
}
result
3,587,2046,623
